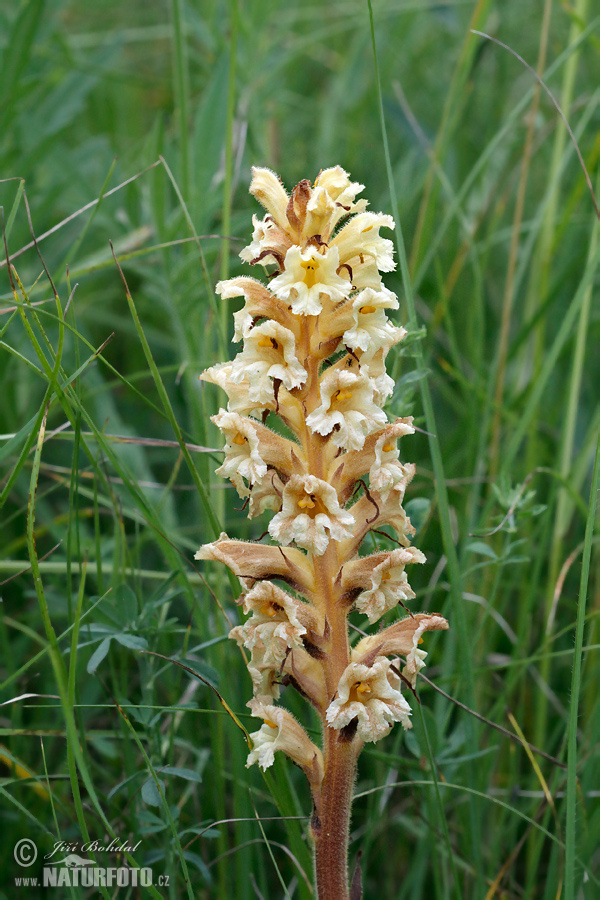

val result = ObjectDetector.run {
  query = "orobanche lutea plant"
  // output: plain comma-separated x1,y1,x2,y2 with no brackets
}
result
197,166,448,899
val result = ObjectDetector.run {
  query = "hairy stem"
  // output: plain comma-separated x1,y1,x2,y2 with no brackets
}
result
313,727,359,900
309,520,356,897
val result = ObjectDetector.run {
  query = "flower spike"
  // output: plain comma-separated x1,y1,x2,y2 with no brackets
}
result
198,167,448,900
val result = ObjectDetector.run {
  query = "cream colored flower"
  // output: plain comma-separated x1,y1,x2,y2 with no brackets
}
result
301,168,367,243
269,474,354,556
342,547,426,623
332,212,396,273
369,426,415,501
302,187,338,244
239,213,293,269
367,481,417,548
201,362,275,415
269,246,351,316
229,581,308,667
212,410,267,496
402,616,446,687
244,640,328,709
241,169,312,255
360,348,397,404
327,418,413,503
230,320,307,401
352,257,390,293
306,368,387,451
342,287,405,360
247,699,324,782
247,656,282,701
314,166,367,218
247,167,290,231
248,471,283,518
352,614,449,681
326,657,412,741
337,476,416,560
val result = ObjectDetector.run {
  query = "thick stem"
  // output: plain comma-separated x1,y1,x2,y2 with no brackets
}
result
313,726,359,900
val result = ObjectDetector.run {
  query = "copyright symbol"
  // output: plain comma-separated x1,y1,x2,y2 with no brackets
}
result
14,839,37,867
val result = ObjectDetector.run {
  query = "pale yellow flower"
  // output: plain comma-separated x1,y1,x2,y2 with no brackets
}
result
231,320,307,397
402,616,448,688
331,211,396,273
327,418,414,503
301,186,338,244
351,257,391,293
306,368,387,451
247,167,290,232
369,424,416,501
239,213,293,269
326,657,412,741
215,276,296,342
247,699,324,783
269,246,351,316
201,362,275,416
341,547,426,623
212,410,267,497
269,474,354,556
352,613,449,685
247,471,284,518
229,581,309,667
313,166,367,219
361,345,401,404
342,287,405,360
247,655,283,701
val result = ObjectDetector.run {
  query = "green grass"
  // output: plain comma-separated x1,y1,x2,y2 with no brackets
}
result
1,1,599,897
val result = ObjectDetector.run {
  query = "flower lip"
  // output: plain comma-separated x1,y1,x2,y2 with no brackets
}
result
229,581,310,668
231,319,307,396
326,656,412,742
239,214,293,271
306,368,387,452
342,287,404,360
331,211,396,273
217,276,300,343
212,410,267,497
269,246,351,316
269,474,354,556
